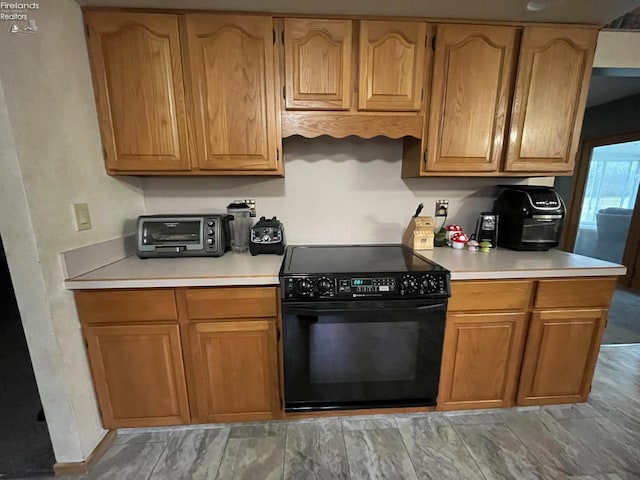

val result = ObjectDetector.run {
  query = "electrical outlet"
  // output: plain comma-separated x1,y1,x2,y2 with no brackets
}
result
435,200,449,217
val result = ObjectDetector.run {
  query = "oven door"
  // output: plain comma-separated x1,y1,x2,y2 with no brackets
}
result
281,299,447,412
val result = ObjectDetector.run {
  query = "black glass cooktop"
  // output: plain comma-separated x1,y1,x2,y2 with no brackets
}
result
281,245,447,275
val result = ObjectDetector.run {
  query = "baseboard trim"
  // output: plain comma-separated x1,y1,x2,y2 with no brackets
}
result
53,429,116,477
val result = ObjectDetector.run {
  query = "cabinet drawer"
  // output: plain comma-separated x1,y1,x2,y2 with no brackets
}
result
534,277,616,309
184,287,278,320
75,289,178,324
449,281,533,312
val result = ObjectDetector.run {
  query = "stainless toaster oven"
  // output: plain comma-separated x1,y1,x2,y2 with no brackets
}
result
136,214,231,258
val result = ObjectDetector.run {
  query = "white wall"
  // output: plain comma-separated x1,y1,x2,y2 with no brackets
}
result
0,0,145,463
594,31,640,69
143,136,552,241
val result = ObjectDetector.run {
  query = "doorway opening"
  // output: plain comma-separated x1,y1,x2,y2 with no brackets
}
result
564,132,640,344
574,138,640,263
0,233,55,477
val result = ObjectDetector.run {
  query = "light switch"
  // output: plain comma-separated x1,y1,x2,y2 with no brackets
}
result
73,203,92,231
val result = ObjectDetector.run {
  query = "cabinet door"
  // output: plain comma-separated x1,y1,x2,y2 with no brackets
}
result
84,324,190,428
358,21,427,111
185,15,281,173
517,309,606,406
438,312,527,410
426,25,517,172
189,320,279,422
84,12,190,173
284,19,352,110
504,27,597,173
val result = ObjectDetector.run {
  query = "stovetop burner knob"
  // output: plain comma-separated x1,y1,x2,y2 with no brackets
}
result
421,275,437,293
401,275,418,294
317,277,332,295
296,278,313,296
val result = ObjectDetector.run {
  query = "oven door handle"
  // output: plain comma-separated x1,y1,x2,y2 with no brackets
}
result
282,301,447,315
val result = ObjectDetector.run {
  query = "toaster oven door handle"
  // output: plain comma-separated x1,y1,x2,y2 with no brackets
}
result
531,215,563,220
154,246,186,254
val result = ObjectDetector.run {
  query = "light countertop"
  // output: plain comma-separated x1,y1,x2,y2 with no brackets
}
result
64,247,626,289
415,248,626,280
64,252,283,289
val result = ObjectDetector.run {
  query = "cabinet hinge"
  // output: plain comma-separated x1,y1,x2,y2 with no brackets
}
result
85,24,90,37
423,149,428,163
431,35,436,51
83,337,88,349
282,85,286,100
276,149,280,164
421,88,424,102
279,396,284,410
273,28,276,44
425,34,428,47
102,147,107,159
281,30,285,44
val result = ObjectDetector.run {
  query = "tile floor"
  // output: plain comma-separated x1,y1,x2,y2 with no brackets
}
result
26,345,640,480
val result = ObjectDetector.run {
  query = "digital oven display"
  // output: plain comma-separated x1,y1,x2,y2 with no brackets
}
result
351,278,373,286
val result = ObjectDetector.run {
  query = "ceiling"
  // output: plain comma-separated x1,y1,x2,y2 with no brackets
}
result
76,0,640,25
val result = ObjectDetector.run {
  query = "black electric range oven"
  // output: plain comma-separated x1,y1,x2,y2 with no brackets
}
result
279,245,450,412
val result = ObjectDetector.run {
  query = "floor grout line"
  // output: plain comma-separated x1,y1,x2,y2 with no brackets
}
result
394,416,425,480
144,441,169,480
448,419,490,480
213,428,232,480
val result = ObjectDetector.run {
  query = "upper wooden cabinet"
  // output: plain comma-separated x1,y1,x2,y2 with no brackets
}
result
402,23,598,177
284,19,353,110
84,10,598,177
504,27,598,173
279,18,430,139
84,11,282,176
426,24,517,172
85,12,191,173
185,14,282,173
358,21,427,111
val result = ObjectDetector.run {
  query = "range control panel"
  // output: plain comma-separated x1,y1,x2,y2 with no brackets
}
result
282,273,449,300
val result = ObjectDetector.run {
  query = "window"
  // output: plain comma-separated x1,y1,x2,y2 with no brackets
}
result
578,140,640,229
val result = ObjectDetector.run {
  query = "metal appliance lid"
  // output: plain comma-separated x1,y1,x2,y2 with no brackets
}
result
281,245,448,275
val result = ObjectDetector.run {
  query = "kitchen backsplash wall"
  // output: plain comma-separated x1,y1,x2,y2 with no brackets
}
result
142,136,553,244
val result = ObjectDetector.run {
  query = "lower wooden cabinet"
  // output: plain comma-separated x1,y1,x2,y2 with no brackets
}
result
439,277,615,411
438,312,527,410
188,319,280,422
77,286,281,428
517,308,607,406
84,324,190,428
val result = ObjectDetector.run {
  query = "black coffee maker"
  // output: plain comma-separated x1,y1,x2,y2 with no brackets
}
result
474,212,499,247
493,185,565,251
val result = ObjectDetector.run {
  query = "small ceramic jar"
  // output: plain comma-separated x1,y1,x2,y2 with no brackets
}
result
445,225,462,246
467,239,479,252
451,232,469,250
